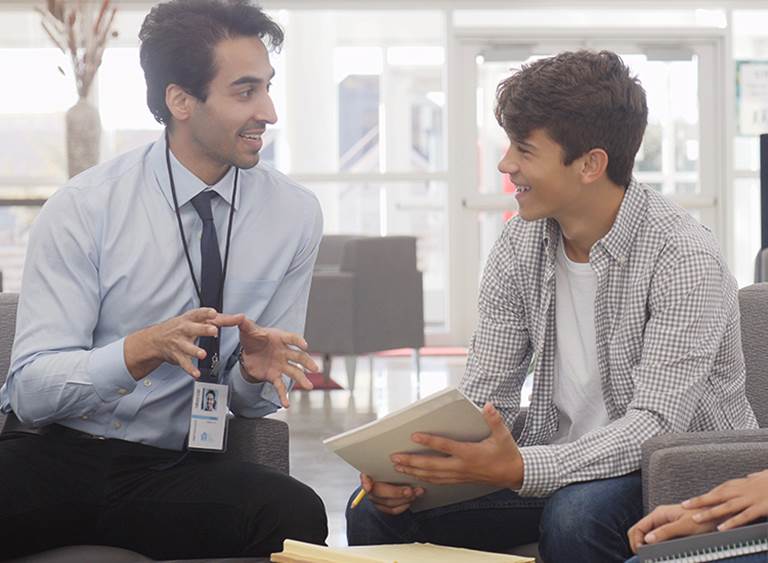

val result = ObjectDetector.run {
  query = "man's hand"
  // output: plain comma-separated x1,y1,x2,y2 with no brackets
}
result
627,504,718,554
356,473,425,515
237,318,319,407
125,308,244,380
389,403,524,489
683,469,768,531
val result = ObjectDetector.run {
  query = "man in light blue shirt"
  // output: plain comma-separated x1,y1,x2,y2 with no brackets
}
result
0,0,327,558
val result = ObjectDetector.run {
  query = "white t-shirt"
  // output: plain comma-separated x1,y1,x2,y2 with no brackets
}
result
549,238,610,445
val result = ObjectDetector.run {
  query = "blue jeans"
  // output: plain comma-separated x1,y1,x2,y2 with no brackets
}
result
347,472,643,563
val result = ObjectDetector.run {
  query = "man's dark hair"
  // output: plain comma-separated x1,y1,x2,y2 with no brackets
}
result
139,0,283,125
495,50,647,188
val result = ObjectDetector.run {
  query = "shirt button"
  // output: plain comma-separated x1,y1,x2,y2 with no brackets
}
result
113,421,122,429
81,415,88,420
118,388,128,395
143,379,152,387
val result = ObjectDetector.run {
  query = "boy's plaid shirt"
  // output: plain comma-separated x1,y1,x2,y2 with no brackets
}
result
460,180,758,497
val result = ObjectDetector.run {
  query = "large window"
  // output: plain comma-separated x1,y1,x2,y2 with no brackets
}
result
1,3,766,342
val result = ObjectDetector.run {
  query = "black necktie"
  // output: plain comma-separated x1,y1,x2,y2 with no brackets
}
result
190,191,222,377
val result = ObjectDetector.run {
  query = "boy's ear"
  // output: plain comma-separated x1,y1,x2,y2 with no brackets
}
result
579,148,609,184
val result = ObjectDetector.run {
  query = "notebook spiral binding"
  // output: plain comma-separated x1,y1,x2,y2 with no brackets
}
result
639,522,768,563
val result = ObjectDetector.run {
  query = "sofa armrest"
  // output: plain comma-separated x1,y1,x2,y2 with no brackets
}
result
225,416,289,474
642,429,768,512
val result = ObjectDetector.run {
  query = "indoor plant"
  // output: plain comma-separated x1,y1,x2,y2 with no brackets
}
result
37,0,117,178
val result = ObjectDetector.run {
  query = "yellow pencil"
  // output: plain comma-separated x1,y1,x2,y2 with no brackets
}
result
350,488,367,509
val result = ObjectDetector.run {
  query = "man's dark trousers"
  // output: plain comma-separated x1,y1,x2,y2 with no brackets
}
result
0,427,327,559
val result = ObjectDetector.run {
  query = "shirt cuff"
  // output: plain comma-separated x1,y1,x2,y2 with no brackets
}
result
86,337,137,402
518,445,562,497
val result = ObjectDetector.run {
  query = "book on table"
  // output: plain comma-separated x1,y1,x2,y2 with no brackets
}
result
270,539,536,562
323,387,500,512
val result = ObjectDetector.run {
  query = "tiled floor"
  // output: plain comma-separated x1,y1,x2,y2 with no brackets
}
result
270,354,468,547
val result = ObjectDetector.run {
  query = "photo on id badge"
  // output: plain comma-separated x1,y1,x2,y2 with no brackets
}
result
189,381,229,451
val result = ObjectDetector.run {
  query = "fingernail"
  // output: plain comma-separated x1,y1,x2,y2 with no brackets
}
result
645,533,656,543
681,500,691,507
391,456,401,463
403,489,412,497
412,434,423,443
717,523,726,531
395,465,404,472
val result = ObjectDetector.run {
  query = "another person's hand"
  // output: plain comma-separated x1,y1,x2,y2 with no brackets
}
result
683,469,768,531
627,504,717,554
125,308,244,380
238,318,319,407
389,403,524,489
356,473,424,515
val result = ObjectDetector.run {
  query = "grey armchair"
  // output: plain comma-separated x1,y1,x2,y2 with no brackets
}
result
641,283,768,512
0,292,288,562
304,235,425,390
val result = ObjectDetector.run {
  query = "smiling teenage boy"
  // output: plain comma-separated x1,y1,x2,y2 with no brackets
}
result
346,50,757,563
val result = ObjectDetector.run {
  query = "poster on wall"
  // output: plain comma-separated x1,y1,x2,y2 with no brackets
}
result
737,60,768,136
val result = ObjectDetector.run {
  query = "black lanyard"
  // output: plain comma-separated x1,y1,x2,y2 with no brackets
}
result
164,129,238,314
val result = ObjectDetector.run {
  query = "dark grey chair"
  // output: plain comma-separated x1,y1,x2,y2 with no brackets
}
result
0,292,287,562
754,247,768,282
304,235,425,390
641,283,768,512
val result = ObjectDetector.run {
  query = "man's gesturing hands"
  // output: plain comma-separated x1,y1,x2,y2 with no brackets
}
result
125,308,243,380
237,318,319,407
125,309,319,407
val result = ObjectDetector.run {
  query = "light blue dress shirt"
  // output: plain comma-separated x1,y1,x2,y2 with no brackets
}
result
0,134,323,450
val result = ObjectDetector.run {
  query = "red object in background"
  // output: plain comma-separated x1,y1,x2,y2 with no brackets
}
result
502,174,518,222
375,347,467,357
303,372,344,390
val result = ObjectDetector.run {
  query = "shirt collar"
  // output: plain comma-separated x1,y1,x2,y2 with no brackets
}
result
597,178,645,264
540,178,645,266
150,132,241,211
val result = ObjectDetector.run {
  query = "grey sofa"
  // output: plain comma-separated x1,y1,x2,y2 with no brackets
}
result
0,292,288,562
304,235,425,390
641,283,768,512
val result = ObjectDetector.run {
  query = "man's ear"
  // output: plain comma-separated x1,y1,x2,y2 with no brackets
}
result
165,84,196,123
579,148,609,184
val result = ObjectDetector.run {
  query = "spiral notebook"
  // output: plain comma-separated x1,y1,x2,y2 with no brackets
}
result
637,522,767,562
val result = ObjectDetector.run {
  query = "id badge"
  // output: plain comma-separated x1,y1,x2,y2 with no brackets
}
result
188,381,229,452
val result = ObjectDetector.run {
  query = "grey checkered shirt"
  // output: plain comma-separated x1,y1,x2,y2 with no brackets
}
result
459,180,758,498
